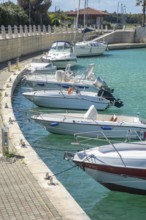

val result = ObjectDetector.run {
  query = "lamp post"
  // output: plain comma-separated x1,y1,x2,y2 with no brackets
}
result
29,0,31,25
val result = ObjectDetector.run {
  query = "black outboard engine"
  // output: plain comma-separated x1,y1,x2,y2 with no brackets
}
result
98,89,124,108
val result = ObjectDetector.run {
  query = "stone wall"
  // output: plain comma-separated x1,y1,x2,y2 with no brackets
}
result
0,25,99,62
0,32,82,62
135,27,146,43
95,30,135,44
0,25,146,63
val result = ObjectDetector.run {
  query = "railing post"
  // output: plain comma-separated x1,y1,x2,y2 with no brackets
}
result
33,25,36,35
48,25,51,34
38,25,41,35
19,25,23,37
29,25,32,35
53,25,56,33
8,25,13,38
1,25,6,39
43,25,46,34
14,25,18,37
24,25,28,36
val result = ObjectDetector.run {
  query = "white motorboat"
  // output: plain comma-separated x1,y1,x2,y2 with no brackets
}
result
31,105,146,139
74,3,108,57
42,41,77,69
24,63,113,93
65,139,146,195
23,89,110,111
75,40,108,57
26,58,57,74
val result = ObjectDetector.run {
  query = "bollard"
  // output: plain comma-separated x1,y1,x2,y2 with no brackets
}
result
8,61,11,72
15,57,20,69
1,126,9,156
49,176,54,185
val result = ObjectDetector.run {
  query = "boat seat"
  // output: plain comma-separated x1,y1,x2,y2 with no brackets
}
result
84,105,97,120
55,70,66,81
133,117,139,123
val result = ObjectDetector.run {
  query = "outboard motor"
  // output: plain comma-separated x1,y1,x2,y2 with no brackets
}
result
98,89,124,108
94,77,114,93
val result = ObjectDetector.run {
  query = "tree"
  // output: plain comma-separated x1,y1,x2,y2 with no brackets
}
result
136,0,146,26
0,1,28,26
17,0,52,25
49,10,73,27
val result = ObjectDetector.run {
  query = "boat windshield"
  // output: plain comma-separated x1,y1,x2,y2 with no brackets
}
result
50,42,73,52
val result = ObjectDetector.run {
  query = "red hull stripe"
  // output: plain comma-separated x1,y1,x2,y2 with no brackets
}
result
74,161,146,179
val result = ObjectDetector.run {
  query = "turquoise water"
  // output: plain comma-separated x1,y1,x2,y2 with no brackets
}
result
13,48,146,220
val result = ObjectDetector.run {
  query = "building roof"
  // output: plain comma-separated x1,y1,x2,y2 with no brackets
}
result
67,7,108,16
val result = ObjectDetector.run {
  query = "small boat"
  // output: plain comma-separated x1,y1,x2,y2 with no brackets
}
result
42,41,77,69
65,138,146,195
26,58,57,74
74,7,108,57
23,89,110,111
75,40,108,57
24,63,113,93
31,105,146,138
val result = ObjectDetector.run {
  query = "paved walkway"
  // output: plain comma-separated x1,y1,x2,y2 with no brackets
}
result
0,157,63,220
0,56,63,220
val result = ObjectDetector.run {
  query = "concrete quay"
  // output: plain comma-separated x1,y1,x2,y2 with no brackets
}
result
0,58,90,220
108,42,146,50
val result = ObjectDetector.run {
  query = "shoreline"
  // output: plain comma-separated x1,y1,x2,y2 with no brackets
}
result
108,42,146,50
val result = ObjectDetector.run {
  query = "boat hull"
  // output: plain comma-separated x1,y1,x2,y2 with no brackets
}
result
74,161,146,195
28,61,57,74
32,117,146,138
30,67,56,74
75,42,107,57
23,91,110,110
52,59,77,69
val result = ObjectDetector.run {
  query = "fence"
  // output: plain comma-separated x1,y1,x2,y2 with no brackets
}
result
0,24,109,39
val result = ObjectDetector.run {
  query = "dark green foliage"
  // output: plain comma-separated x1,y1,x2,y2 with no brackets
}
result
49,10,73,26
136,0,146,26
0,1,144,27
18,0,52,25
104,13,142,26
0,1,29,26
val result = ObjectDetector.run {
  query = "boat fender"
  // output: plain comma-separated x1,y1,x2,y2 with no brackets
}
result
50,122,59,126
101,126,112,130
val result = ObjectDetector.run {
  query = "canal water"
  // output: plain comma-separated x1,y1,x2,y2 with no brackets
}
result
13,48,146,220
